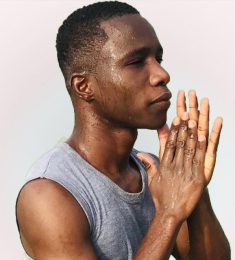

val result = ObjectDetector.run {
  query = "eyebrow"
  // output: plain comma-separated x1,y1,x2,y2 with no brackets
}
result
120,46,163,63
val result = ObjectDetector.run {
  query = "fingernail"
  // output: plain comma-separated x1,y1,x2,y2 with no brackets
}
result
188,120,196,128
173,117,180,125
198,135,206,142
181,112,189,120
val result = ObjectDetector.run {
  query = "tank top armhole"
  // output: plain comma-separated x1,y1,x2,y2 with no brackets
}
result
28,175,95,236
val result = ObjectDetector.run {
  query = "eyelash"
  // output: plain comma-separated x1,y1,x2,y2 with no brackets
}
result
130,59,145,66
129,56,163,67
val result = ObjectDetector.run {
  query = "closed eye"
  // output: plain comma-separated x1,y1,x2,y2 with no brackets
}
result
127,57,146,67
126,55,163,67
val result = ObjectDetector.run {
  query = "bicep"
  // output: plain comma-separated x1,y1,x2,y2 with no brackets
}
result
16,179,97,260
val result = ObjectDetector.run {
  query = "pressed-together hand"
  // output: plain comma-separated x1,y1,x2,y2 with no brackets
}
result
138,113,207,222
137,90,223,221
157,90,222,184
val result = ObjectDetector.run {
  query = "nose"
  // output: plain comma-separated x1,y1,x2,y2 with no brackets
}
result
149,62,170,87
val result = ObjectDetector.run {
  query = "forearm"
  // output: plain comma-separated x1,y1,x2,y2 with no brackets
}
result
134,212,183,260
187,188,230,260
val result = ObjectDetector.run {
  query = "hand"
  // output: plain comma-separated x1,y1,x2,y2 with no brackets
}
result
138,113,208,222
158,90,222,184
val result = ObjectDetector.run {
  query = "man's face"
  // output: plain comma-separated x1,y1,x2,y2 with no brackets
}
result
93,14,171,130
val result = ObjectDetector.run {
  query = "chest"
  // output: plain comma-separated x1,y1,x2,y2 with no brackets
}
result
91,191,155,260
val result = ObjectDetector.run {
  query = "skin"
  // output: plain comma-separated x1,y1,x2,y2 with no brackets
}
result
16,14,230,259
139,91,230,259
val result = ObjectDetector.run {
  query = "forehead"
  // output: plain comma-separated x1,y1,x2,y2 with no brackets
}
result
100,14,162,61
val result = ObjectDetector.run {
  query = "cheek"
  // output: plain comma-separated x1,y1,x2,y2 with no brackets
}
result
95,66,151,120
121,67,149,87
120,72,149,109
94,73,129,119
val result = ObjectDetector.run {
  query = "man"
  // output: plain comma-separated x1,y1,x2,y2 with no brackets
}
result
16,1,230,259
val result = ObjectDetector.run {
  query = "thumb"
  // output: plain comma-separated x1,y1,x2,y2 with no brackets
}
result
136,152,158,186
157,124,170,161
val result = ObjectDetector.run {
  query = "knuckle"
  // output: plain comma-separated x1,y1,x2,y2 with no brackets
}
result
166,140,176,149
180,124,187,131
176,168,184,176
193,177,204,187
197,141,206,150
198,126,208,132
169,129,178,138
148,161,157,170
189,133,196,139
192,157,200,166
176,140,186,148
209,137,217,145
184,147,195,157
159,164,169,172
145,162,156,170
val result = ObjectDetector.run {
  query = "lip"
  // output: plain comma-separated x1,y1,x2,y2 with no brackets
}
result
149,91,172,105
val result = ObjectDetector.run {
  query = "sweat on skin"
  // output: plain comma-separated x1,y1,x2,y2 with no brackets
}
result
15,2,230,260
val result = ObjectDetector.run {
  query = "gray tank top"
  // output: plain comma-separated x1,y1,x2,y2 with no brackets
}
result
25,142,156,260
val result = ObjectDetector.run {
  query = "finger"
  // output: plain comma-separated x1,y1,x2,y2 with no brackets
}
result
161,117,181,165
198,98,209,138
137,152,158,186
157,124,170,161
192,135,207,180
204,117,223,183
173,112,189,168
177,90,187,117
207,117,223,155
184,120,197,170
188,90,199,122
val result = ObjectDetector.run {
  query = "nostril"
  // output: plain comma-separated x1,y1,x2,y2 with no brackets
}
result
163,70,170,85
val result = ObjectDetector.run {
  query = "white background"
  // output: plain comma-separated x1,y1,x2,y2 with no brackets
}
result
0,0,234,259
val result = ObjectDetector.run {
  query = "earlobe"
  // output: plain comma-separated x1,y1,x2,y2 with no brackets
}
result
70,73,94,102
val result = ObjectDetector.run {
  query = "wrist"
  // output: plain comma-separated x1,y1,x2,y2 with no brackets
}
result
153,210,184,230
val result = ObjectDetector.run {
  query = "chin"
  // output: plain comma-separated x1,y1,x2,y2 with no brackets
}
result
147,121,167,130
152,110,168,129
138,114,167,130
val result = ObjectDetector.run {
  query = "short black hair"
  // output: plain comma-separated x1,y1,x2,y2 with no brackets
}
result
56,1,139,90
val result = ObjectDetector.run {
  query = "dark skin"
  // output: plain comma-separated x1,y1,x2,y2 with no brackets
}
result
16,14,230,259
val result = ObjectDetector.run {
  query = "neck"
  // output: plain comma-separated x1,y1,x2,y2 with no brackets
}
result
67,113,138,177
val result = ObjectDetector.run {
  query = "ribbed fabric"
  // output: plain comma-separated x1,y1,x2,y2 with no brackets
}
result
25,143,156,259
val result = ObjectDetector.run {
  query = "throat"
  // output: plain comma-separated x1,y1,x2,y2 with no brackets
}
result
110,159,143,193
67,122,141,192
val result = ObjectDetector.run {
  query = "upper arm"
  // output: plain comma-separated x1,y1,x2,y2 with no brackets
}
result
16,178,97,260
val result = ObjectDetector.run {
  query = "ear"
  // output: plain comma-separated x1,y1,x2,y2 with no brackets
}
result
70,73,94,102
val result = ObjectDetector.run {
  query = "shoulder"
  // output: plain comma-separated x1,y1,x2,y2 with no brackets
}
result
16,178,95,259
26,144,70,181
